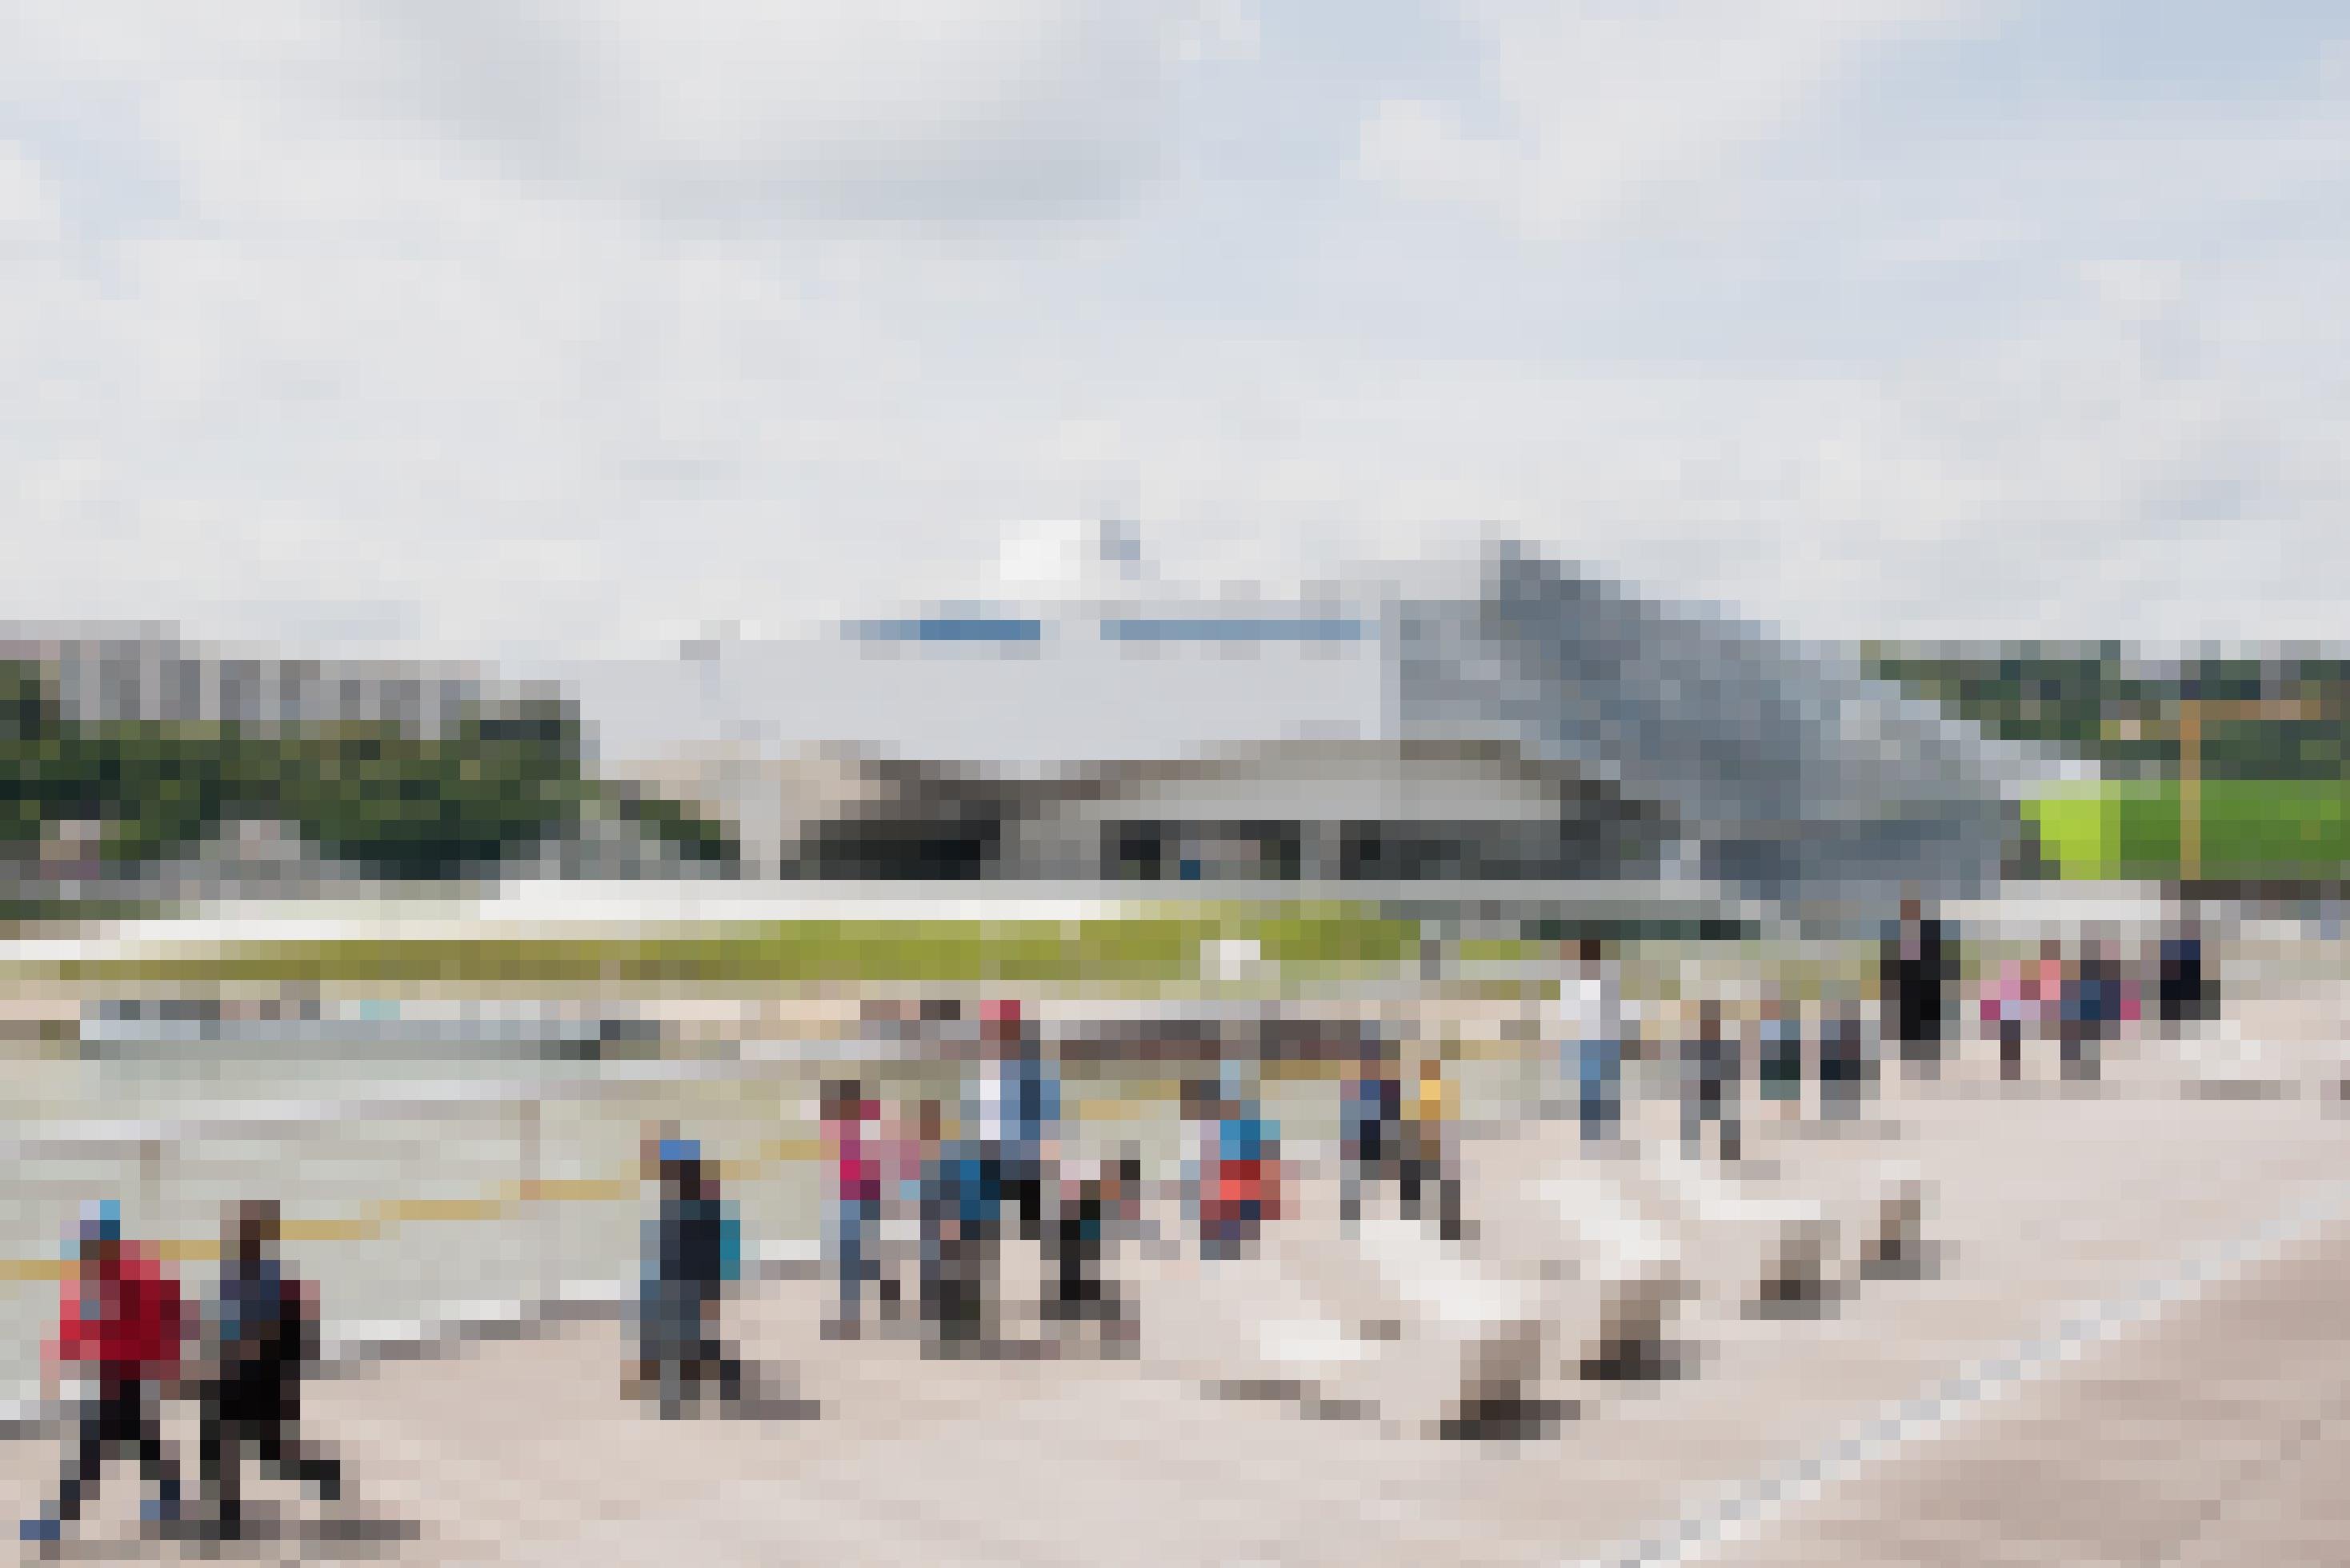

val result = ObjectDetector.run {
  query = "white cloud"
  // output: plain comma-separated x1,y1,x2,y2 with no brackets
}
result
0,0,2346,697
0,142,59,246
376,1,1223,216
1354,0,1968,234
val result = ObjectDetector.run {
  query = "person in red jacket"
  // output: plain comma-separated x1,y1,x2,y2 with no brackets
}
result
22,1201,189,1546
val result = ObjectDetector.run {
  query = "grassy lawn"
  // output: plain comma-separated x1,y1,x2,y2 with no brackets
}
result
2026,778,2350,881
10,909,1423,985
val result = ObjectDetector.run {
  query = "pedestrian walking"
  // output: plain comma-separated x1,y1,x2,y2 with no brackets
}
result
1820,999,1867,1120
1562,941,1629,1142
194,1200,340,1541
2158,919,2210,1030
821,1079,883,1341
1983,954,2029,1082
1881,897,1952,1078
1399,1057,1461,1239
1757,995,1802,1120
1339,1036,1402,1226
22,1201,187,1546
878,1098,942,1324
2071,937,2125,1081
1680,1002,1742,1162
1190,1072,1283,1260
923,1132,1003,1354
1048,1156,1140,1331
2056,946,2095,1081
631,1136,745,1417
975,1002,1050,1242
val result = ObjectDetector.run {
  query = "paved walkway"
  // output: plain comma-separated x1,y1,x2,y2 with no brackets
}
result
3,1082,2345,1564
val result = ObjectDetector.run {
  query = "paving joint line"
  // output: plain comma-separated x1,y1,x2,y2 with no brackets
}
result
1581,1174,2350,1568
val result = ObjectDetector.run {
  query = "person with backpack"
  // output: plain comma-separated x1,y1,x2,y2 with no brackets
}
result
1048,1155,1142,1332
984,1002,1059,1246
1338,1037,1402,1227
1399,1057,1460,1240
820,1079,883,1342
923,1130,1003,1354
1191,1071,1283,1261
194,1200,341,1541
22,1201,188,1546
631,1135,744,1417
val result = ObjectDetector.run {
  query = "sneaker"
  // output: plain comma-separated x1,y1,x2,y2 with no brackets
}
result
18,1517,60,1544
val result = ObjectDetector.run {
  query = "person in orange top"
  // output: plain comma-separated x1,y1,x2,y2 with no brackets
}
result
1400,1058,1463,1241
24,1201,190,1545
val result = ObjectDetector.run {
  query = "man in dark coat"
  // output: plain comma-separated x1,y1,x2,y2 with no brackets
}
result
195,1200,341,1540
1881,897,1951,1076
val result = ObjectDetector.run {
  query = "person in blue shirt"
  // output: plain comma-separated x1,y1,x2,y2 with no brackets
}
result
632,1135,744,1417
984,1002,1060,1246
194,1201,338,1540
2158,922,2209,1031
1338,1039,1400,1228
1195,1071,1281,1261
922,1136,1003,1354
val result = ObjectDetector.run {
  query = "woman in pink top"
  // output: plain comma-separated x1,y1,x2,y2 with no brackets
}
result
874,1099,939,1322
1983,956,2029,1081
821,1079,883,1339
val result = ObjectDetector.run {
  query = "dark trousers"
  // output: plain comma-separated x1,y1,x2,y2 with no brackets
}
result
52,1378,181,1524
929,1223,998,1344
638,1284,740,1412
1051,1218,1112,1322
1003,1172,1045,1242
200,1382,339,1530
1339,1142,1395,1224
1683,1070,1742,1160
1399,1156,1461,1242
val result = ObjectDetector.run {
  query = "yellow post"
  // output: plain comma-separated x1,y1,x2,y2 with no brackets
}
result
2168,694,2325,885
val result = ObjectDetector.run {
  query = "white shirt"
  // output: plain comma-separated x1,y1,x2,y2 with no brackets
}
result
972,1070,1007,1144
1552,969,1626,1042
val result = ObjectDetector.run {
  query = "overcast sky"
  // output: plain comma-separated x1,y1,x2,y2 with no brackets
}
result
6,2,2349,670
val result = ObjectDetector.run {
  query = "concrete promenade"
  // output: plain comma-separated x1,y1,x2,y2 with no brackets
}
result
4,1046,2347,1563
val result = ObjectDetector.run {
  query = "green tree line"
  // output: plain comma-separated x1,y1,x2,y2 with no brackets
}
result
1862,644,2350,780
0,662,738,880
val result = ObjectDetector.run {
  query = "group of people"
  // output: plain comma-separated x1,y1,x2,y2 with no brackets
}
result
1539,906,2223,1175
1553,939,1876,1163
1339,1043,1462,1240
818,1001,1155,1355
816,1003,1483,1351
1977,927,2210,1082
23,1198,340,1546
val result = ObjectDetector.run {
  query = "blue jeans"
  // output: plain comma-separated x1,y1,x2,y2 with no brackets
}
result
1576,1038,1623,1140
832,1196,875,1318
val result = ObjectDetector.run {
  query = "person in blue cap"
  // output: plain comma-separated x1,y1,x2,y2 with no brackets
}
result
24,1201,189,1546
1191,1070,1281,1261
631,1131,744,1417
